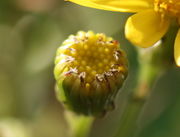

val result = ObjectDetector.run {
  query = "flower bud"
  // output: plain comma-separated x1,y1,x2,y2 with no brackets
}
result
54,31,128,116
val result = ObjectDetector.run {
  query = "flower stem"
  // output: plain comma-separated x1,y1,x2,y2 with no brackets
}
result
114,51,159,137
114,24,178,137
65,111,94,137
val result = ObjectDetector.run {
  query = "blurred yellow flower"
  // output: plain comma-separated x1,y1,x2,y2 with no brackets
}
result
68,0,180,67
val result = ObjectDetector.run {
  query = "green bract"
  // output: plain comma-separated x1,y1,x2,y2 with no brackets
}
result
54,31,128,116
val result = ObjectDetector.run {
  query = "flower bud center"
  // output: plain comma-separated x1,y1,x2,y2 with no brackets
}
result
57,31,127,92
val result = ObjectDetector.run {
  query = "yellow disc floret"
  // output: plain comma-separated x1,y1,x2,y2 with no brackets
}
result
154,0,180,17
55,31,127,94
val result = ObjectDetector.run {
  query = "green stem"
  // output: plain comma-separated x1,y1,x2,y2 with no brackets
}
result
65,111,94,137
114,98,144,137
114,24,178,137
114,53,158,137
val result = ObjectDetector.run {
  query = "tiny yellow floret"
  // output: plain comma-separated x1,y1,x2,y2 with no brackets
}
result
55,31,127,93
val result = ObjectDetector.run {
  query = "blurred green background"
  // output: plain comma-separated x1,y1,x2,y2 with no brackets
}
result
0,0,180,137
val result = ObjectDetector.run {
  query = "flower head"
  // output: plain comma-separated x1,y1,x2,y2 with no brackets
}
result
68,0,180,67
54,31,128,116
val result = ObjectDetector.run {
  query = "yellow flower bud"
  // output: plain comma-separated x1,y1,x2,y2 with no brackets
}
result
54,31,128,116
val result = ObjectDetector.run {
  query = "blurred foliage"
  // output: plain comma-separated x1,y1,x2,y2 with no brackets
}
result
0,0,179,137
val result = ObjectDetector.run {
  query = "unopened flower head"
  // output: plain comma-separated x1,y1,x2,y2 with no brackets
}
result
54,31,128,116
68,0,180,67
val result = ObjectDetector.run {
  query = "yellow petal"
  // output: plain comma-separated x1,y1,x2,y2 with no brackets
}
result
125,10,170,48
174,29,180,67
68,0,153,12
